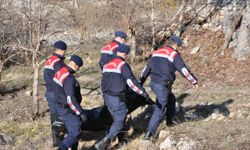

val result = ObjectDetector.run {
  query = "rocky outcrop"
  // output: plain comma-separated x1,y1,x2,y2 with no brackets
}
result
159,134,198,150
234,1,250,60
158,0,250,60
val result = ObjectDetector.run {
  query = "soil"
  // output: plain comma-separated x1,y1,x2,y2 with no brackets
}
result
0,28,250,150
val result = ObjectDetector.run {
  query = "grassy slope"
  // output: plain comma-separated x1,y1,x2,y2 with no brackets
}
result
0,30,250,150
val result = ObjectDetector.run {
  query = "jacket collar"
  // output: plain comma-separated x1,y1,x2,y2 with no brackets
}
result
115,55,125,61
65,65,76,74
165,45,175,51
53,53,65,60
113,40,121,44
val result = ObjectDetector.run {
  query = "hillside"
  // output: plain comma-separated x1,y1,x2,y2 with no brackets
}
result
0,0,250,150
1,27,250,150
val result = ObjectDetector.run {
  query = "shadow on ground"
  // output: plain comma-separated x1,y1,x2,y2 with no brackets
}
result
123,93,234,141
77,93,234,149
175,93,234,123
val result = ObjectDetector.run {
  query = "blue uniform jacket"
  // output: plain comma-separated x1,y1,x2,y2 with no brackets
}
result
99,40,121,70
44,53,65,92
53,66,83,115
141,46,197,86
101,56,146,96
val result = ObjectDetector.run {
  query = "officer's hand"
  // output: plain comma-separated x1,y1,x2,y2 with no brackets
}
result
193,84,199,92
80,112,88,123
140,77,146,86
142,92,154,105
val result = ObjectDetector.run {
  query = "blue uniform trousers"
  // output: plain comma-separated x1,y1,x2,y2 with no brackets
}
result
46,91,62,147
45,91,57,114
166,93,176,121
148,82,170,134
103,93,128,139
56,104,81,149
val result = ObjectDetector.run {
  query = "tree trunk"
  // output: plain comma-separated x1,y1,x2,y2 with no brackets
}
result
0,63,3,81
129,27,136,63
150,0,155,51
33,64,39,114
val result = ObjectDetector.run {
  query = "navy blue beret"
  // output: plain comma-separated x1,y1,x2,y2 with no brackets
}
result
115,31,127,39
54,40,67,51
116,44,130,54
70,55,83,67
170,35,183,46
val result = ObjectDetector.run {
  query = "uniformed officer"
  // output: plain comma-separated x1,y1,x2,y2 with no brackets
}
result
43,40,67,146
99,31,127,69
141,35,199,139
95,44,151,150
53,55,88,150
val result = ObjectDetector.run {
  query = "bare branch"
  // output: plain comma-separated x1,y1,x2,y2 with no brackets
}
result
2,53,17,65
43,30,64,40
17,45,42,55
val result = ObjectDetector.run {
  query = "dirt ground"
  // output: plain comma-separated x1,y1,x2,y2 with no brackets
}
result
0,29,250,150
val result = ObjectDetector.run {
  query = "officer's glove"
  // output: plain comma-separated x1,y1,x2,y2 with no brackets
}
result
140,77,146,86
142,92,155,105
80,112,88,123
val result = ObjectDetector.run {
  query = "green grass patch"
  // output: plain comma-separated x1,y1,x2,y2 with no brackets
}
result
0,121,48,137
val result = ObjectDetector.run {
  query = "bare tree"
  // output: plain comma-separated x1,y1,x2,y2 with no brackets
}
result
0,46,19,81
13,0,60,114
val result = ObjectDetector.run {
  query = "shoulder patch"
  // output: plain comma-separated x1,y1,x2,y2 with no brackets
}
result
44,55,60,70
152,47,177,62
103,58,125,74
53,67,70,87
101,42,119,55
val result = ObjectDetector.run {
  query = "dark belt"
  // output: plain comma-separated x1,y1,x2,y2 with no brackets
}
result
151,80,173,92
105,92,127,103
57,103,76,114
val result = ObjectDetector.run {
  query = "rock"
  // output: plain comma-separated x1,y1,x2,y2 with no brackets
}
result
201,23,210,29
203,117,211,122
196,4,214,23
211,113,219,120
207,0,213,4
190,46,200,54
234,1,250,60
25,90,33,96
228,112,235,118
139,140,157,150
159,136,176,150
48,31,82,46
193,24,201,31
176,139,196,150
241,111,249,118
237,113,244,118
183,36,189,47
185,113,198,120
159,130,170,139
228,39,238,48
0,134,13,145
216,115,225,121
244,103,250,108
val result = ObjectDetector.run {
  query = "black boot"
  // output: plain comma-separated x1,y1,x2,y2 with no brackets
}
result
50,113,60,147
166,118,174,127
117,132,127,146
57,143,67,150
71,142,78,150
52,128,60,147
95,136,111,150
144,131,154,140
